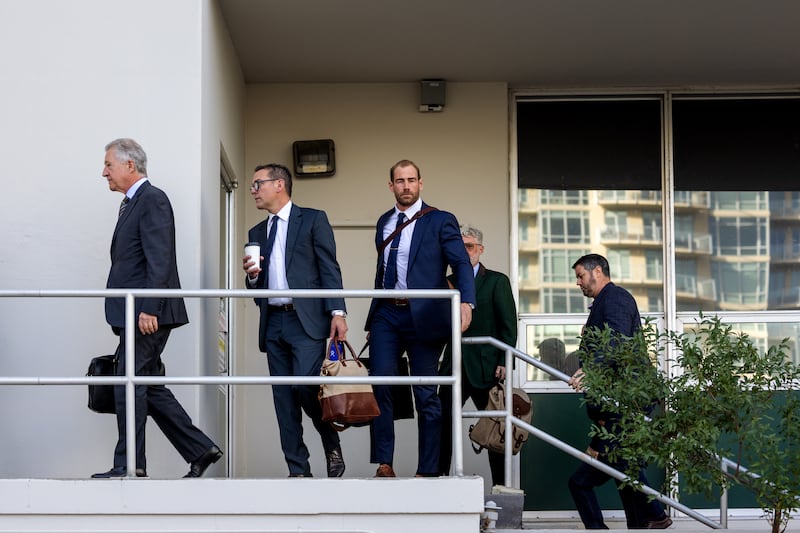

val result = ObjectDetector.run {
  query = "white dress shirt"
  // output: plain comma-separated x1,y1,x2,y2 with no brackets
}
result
382,198,422,290
266,201,292,305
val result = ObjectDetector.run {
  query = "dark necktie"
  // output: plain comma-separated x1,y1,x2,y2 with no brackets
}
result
263,215,279,285
118,197,129,218
382,212,406,289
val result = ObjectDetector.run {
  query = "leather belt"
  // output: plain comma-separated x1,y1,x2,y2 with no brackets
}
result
384,298,410,306
268,303,295,312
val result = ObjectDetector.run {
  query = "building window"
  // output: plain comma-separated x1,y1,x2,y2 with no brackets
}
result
542,249,583,283
541,288,588,314
712,261,768,306
711,216,768,256
541,210,590,244
607,250,631,281
646,250,662,281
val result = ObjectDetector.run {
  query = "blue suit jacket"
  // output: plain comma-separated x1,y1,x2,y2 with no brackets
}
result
584,282,641,341
582,281,642,426
247,204,346,351
105,181,188,330
365,202,476,342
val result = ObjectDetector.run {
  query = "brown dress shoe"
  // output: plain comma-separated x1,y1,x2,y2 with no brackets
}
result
375,463,396,477
646,516,673,529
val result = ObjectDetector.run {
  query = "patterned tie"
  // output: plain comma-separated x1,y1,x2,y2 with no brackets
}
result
382,212,406,289
263,215,279,285
118,196,129,218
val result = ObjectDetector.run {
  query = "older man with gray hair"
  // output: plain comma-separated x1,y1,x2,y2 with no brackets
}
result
438,224,517,484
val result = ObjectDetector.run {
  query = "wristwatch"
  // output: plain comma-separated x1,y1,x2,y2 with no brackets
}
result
467,303,475,310
332,310,347,318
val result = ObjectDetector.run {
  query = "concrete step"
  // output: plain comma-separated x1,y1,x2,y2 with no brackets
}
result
506,516,800,532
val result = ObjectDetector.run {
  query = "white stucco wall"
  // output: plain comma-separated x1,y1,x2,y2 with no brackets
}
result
0,0,241,478
196,0,246,476
237,82,511,484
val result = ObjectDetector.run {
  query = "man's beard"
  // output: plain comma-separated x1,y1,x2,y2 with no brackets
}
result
395,191,418,207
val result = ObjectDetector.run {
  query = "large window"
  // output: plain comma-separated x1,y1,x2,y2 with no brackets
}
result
517,94,800,367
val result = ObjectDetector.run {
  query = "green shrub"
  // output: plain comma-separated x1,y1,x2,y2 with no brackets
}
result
577,316,800,533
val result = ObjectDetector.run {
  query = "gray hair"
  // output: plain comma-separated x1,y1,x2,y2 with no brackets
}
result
459,224,483,244
105,138,147,175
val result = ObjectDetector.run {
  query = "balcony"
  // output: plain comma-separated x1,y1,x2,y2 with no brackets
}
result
599,227,661,247
675,233,713,255
674,191,711,210
597,190,662,207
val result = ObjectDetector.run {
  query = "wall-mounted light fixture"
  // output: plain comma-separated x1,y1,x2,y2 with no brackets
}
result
419,79,445,113
292,139,336,177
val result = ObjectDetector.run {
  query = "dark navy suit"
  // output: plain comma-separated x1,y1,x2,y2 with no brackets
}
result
365,202,475,475
106,180,215,471
568,282,665,529
247,204,345,476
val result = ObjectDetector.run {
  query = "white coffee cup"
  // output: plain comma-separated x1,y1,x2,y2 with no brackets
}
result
244,242,261,272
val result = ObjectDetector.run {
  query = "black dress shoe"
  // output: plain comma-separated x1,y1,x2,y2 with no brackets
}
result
184,445,223,478
91,466,147,478
326,446,345,477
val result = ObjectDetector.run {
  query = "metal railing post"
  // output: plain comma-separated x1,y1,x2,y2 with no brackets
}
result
720,459,729,528
503,346,513,487
125,292,136,478
451,292,464,477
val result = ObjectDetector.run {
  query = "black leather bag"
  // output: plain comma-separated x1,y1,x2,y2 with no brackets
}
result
359,346,415,421
87,354,117,414
87,354,167,414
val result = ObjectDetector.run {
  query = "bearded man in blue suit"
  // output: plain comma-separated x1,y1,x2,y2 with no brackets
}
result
365,159,476,477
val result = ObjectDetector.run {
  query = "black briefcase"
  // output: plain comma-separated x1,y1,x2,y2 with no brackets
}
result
87,354,117,414
359,348,415,421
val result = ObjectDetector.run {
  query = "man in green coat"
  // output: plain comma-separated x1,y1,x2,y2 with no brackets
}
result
438,225,517,484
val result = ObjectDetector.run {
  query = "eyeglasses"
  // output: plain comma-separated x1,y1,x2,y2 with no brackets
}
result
250,177,280,192
464,243,483,250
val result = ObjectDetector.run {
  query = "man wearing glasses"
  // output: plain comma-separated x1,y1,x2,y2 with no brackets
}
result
243,163,348,478
437,225,517,483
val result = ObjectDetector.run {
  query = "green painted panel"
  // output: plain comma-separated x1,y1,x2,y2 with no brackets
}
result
521,392,665,511
521,391,799,511
678,390,799,510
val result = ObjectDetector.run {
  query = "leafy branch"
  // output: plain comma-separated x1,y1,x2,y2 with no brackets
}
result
577,317,800,533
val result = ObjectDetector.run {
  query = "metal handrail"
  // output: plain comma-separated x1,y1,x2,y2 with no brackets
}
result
0,288,766,528
462,335,724,529
0,288,464,479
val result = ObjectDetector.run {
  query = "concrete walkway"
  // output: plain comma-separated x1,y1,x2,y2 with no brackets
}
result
492,515,800,532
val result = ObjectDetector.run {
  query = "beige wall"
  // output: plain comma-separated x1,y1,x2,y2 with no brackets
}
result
235,82,511,481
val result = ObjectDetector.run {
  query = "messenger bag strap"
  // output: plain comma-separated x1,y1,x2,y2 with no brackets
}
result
378,206,438,254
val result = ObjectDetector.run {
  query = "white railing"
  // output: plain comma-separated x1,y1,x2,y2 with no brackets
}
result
463,334,724,529
0,288,465,480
